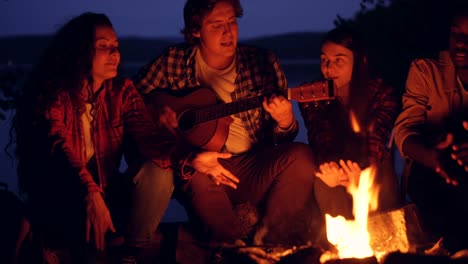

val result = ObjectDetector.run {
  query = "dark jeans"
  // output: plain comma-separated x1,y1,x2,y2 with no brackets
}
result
124,161,174,248
28,161,173,261
177,142,322,245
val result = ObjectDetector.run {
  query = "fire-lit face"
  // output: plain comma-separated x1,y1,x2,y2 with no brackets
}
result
193,0,239,69
320,41,354,90
92,26,120,84
449,15,468,69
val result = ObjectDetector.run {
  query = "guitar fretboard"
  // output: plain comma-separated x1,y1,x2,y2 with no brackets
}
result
175,80,333,131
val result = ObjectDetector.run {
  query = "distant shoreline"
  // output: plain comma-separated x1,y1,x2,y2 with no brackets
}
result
2,59,320,67
0,32,325,65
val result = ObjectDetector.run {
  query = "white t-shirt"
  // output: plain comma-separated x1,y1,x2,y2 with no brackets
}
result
195,49,252,154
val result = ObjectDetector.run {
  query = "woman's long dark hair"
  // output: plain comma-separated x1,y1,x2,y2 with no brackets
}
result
321,26,371,131
11,12,113,194
26,12,113,113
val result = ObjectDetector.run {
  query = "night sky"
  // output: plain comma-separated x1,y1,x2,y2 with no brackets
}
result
1,0,362,39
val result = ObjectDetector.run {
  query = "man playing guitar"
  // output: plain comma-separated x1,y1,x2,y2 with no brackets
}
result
133,0,324,261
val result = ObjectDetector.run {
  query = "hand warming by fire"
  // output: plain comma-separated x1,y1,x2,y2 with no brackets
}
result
316,111,365,188
316,160,362,188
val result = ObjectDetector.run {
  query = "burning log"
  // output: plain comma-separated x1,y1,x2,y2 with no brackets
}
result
278,246,324,264
381,251,465,264
227,243,319,263
315,203,434,263
324,256,378,264
367,203,431,257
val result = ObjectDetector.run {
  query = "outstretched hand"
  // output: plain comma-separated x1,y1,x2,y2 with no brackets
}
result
157,106,178,135
85,192,115,251
191,151,239,189
434,133,459,186
316,161,342,187
339,159,362,187
451,121,468,172
316,160,361,188
262,95,294,129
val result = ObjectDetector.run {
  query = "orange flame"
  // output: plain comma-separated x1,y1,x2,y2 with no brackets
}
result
324,166,380,259
350,110,361,133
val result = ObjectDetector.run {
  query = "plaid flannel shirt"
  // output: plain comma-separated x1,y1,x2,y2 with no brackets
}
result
133,43,298,171
299,78,400,165
45,78,178,194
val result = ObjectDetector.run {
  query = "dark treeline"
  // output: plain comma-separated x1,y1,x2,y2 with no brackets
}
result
336,0,458,94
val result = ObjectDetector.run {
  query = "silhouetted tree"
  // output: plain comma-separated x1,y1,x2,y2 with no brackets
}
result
335,0,456,94
0,65,23,120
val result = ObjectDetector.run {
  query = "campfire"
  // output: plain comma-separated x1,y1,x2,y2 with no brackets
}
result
311,111,461,263
212,111,468,264
319,111,396,263
321,166,380,262
317,111,390,263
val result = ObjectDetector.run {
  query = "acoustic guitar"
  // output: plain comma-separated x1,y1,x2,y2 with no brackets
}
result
146,80,334,151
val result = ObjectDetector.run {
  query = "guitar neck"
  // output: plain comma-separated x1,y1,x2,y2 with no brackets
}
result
179,80,334,128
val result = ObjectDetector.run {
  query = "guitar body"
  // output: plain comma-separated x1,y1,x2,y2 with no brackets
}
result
147,88,233,151
146,80,334,151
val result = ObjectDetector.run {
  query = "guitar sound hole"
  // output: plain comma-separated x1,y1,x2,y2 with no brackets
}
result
178,112,195,131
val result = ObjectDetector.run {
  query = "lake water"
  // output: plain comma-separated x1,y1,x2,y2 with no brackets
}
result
0,61,404,222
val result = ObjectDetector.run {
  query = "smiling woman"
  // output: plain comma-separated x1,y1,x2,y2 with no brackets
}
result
92,26,120,85
10,12,177,262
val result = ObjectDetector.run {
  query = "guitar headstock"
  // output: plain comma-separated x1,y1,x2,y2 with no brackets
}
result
288,79,335,103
